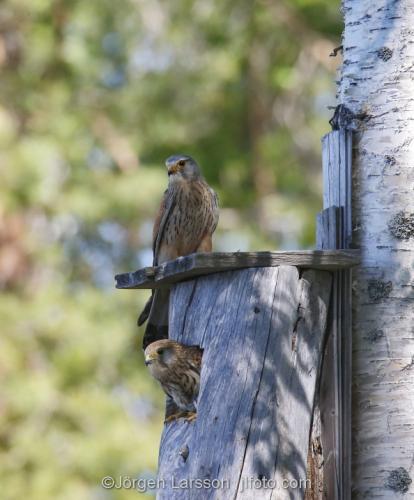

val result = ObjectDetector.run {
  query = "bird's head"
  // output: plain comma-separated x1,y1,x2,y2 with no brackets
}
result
144,339,179,369
165,155,201,181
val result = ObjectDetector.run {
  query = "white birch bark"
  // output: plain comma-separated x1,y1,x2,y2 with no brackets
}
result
340,1,414,497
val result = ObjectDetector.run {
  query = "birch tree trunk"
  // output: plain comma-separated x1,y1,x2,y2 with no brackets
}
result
340,1,414,496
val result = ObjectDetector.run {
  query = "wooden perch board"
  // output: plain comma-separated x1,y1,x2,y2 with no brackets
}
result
156,265,332,499
115,250,359,290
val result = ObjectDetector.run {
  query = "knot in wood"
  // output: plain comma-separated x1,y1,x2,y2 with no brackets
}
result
179,445,189,462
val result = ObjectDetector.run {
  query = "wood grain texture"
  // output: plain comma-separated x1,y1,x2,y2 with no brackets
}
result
316,207,342,251
322,130,352,248
309,129,353,500
115,250,359,290
156,265,332,499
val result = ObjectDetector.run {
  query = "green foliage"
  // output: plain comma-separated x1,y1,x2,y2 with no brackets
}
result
0,0,340,498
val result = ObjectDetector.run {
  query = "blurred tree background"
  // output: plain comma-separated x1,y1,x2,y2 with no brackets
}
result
0,0,341,498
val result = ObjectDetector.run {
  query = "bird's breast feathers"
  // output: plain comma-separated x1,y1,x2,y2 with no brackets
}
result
156,179,218,263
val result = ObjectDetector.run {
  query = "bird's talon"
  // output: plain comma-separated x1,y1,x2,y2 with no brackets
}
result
164,411,197,424
164,413,182,424
184,412,197,423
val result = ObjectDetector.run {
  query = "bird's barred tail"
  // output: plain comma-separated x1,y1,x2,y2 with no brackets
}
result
142,288,170,350
137,294,153,326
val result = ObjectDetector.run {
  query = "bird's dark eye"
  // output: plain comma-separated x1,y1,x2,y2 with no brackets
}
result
157,348,164,355
178,160,185,167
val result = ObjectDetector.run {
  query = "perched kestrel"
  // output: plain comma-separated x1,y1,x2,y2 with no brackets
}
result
138,155,219,349
144,339,203,422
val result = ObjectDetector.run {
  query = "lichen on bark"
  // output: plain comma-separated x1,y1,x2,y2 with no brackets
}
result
388,211,414,240
385,467,412,493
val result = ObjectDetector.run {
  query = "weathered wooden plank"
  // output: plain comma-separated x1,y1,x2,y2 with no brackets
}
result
156,265,332,499
241,270,332,499
322,130,353,247
320,265,352,500
311,207,344,499
316,206,341,250
339,269,352,499
310,129,352,500
317,263,340,500
115,250,359,290
305,406,324,500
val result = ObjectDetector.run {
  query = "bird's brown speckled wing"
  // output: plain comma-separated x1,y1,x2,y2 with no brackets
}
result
137,189,171,329
210,188,219,236
152,188,177,266
152,189,168,254
186,346,203,373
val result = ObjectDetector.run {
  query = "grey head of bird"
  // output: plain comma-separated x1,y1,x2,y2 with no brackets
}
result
165,154,202,181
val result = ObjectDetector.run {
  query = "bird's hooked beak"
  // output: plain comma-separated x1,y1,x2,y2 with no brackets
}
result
144,354,156,366
165,156,186,177
167,164,180,176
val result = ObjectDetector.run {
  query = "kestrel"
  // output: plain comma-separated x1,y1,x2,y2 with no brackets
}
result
138,155,219,349
144,339,203,423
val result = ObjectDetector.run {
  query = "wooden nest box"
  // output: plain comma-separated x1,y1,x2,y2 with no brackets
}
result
115,130,356,499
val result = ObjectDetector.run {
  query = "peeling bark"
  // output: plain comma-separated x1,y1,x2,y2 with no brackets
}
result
340,1,414,497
